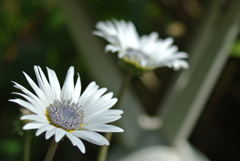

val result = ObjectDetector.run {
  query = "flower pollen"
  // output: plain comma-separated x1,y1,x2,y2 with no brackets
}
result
46,100,84,131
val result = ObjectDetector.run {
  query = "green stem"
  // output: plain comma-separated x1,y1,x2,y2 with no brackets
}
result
23,132,31,161
44,138,59,161
97,72,133,161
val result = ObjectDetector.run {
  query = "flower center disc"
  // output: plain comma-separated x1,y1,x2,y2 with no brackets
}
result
47,100,84,131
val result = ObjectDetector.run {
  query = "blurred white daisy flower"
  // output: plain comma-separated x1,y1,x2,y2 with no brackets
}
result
93,19,189,75
10,66,123,153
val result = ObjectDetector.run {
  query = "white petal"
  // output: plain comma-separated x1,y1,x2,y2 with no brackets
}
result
173,60,189,70
81,87,107,110
12,92,46,113
175,52,188,58
66,133,85,153
47,67,61,100
65,133,77,146
61,66,75,100
84,98,117,117
98,92,113,101
34,66,53,103
55,128,66,142
79,82,98,100
78,82,99,105
21,114,48,123
160,37,173,50
94,20,122,46
74,137,86,153
12,82,47,111
85,110,123,124
85,115,121,125
73,73,81,102
105,44,119,53
9,99,42,115
118,51,126,58
84,124,124,133
94,109,124,117
23,122,45,130
92,30,103,37
36,125,55,136
45,128,56,139
23,72,49,106
71,130,109,145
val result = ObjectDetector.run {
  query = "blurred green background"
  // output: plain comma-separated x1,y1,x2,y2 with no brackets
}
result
1,0,240,161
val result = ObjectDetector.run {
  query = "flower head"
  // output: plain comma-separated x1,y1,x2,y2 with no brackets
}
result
93,19,189,75
10,66,123,153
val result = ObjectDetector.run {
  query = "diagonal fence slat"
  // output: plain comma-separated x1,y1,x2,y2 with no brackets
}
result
159,0,240,145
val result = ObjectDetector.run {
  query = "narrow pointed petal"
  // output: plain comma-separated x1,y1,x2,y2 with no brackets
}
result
85,115,121,125
55,128,66,142
61,67,74,100
21,115,48,123
9,99,42,115
71,130,109,145
85,109,123,121
81,87,107,110
12,82,47,111
74,137,86,153
23,122,45,130
23,72,49,106
36,125,55,136
84,124,124,133
66,133,85,153
47,67,61,100
84,98,118,117
105,44,119,53
12,92,46,112
78,82,98,105
45,128,56,139
73,73,81,102
34,66,53,103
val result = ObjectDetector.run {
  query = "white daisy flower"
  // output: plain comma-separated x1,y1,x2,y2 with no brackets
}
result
93,19,189,74
10,66,123,153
